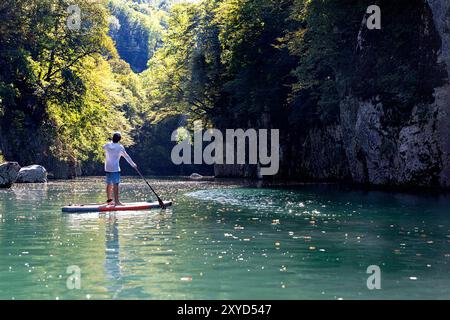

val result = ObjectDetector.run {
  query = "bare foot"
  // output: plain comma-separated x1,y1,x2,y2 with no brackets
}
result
114,201,124,207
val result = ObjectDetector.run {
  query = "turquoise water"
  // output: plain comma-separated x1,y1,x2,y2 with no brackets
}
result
0,178,449,300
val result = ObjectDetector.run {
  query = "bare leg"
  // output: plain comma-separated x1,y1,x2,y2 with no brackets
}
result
106,184,113,203
113,184,123,206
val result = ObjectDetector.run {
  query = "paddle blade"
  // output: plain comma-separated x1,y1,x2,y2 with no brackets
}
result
158,198,167,209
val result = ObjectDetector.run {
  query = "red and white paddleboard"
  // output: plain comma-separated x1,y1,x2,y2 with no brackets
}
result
62,201,172,213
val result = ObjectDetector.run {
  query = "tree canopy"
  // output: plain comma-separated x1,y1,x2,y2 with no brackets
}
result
1,0,445,179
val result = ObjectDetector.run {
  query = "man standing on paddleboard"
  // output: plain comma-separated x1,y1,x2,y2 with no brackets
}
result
103,132,137,206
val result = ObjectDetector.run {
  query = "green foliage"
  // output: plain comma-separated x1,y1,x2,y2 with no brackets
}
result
286,0,446,126
212,0,297,126
1,0,445,179
0,0,140,176
47,57,133,163
141,0,221,125
144,0,297,129
108,0,168,72
284,0,363,124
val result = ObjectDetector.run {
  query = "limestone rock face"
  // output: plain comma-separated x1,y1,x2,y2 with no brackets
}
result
16,165,48,183
339,88,450,187
331,0,450,188
340,98,396,185
426,0,450,186
297,125,350,181
427,0,450,77
213,1,450,189
214,164,257,178
0,162,21,188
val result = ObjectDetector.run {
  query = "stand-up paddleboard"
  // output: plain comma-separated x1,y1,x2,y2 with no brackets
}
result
62,201,172,213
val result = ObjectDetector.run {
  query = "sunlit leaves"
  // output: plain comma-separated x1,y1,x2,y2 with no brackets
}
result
0,0,138,173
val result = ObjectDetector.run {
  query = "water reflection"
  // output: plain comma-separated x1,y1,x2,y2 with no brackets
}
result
12,184,49,202
104,216,123,299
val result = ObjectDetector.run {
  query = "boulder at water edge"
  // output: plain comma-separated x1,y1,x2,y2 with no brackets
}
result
0,162,21,188
16,165,48,183
190,173,204,180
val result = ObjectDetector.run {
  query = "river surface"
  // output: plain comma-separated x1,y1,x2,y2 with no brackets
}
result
0,177,449,300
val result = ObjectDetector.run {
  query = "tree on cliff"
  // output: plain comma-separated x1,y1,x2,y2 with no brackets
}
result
0,0,142,177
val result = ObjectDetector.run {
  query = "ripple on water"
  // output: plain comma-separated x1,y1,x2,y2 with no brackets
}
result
1,178,450,299
186,188,337,218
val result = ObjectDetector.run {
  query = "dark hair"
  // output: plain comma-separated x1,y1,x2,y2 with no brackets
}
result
112,132,122,143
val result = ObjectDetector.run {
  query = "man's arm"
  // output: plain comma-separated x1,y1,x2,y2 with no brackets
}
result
121,147,137,168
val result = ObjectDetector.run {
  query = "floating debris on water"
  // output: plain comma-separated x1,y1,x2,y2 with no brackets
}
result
181,276,193,282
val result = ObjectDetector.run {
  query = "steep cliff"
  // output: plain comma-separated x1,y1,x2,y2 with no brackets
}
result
215,0,450,188
336,0,450,188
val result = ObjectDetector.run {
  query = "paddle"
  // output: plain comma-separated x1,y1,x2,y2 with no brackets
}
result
134,167,167,209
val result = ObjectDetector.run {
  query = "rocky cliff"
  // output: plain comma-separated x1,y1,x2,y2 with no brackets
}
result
336,0,450,188
215,0,450,188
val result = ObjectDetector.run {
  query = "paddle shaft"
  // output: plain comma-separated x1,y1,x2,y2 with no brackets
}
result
134,168,166,209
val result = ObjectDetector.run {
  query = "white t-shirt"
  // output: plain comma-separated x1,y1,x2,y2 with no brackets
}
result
103,142,136,173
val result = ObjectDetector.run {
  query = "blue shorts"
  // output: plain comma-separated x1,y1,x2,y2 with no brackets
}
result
105,172,121,185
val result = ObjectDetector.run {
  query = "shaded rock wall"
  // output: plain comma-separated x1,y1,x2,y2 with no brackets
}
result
215,0,450,188
337,0,450,187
